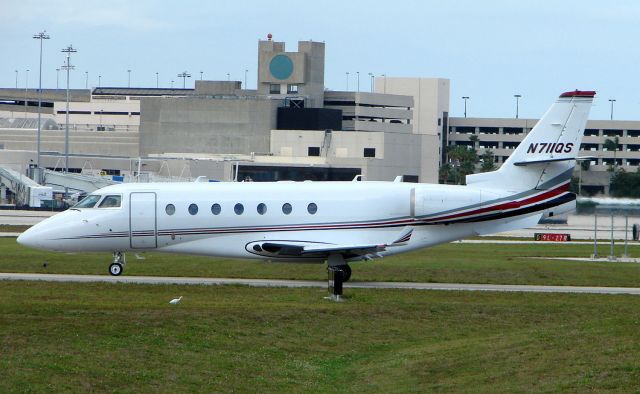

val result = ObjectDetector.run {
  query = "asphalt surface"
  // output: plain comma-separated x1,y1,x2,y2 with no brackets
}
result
2,273,640,295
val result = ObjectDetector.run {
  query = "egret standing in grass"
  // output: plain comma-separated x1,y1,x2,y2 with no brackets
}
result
169,296,183,305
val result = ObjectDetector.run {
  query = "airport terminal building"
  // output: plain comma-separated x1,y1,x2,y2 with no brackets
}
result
0,35,636,204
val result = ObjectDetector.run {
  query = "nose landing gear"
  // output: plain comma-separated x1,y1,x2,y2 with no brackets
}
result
109,251,126,276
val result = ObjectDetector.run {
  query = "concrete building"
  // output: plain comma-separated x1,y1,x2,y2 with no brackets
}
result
448,117,640,194
3,34,640,204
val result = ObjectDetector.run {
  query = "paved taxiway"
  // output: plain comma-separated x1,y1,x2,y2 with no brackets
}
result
2,273,639,295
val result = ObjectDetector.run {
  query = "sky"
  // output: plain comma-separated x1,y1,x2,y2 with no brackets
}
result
1,0,639,120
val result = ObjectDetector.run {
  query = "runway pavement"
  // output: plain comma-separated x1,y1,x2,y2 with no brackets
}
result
1,272,639,295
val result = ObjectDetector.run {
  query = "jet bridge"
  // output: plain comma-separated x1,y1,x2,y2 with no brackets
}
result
0,167,52,207
41,169,119,195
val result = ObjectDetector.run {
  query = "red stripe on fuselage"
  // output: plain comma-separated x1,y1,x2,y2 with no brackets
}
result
421,182,570,223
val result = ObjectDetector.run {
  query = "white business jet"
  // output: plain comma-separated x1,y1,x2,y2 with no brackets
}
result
18,90,595,280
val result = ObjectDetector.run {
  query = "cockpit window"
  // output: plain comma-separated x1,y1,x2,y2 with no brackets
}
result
98,195,122,208
73,195,101,208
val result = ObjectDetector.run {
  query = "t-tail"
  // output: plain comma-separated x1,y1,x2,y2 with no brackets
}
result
466,90,595,194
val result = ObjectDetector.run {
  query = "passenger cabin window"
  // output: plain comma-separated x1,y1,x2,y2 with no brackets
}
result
165,204,176,215
234,203,244,215
282,203,292,215
98,195,121,208
73,195,101,208
307,203,317,214
211,203,221,215
188,204,199,215
257,203,267,215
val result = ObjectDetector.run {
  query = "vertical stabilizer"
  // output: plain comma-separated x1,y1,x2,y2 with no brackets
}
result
466,90,595,193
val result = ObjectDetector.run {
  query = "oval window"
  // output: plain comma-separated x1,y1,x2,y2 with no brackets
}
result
211,203,221,215
307,203,318,214
188,203,199,215
165,204,176,215
257,203,267,215
282,203,292,215
234,203,244,215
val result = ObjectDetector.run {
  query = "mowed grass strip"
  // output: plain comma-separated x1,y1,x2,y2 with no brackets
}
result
0,281,639,392
2,238,640,287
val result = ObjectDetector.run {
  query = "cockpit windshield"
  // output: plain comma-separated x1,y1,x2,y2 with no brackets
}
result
73,195,101,208
98,195,122,208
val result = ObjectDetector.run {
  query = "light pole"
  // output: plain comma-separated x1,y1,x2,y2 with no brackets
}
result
200,71,203,80
61,45,77,175
514,94,522,119
462,96,469,118
127,69,131,87
56,68,60,90
98,75,101,87
24,69,29,118
85,71,88,89
368,73,374,92
226,73,230,81
382,74,386,93
171,80,174,88
15,70,18,88
244,69,248,89
177,71,191,88
345,72,349,91
356,71,360,92
609,99,616,120
155,72,159,88
33,31,50,170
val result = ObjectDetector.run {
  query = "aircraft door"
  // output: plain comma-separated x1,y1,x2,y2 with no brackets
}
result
129,192,157,249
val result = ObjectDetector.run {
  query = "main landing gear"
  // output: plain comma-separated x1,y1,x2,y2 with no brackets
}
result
327,254,352,301
109,251,126,276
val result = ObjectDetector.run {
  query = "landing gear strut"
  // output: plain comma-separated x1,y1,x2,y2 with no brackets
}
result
326,254,351,301
109,252,126,276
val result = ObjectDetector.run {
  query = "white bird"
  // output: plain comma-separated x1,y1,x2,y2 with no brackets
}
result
169,296,183,305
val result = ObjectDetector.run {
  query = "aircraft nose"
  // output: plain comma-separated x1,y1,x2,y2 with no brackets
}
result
17,227,40,248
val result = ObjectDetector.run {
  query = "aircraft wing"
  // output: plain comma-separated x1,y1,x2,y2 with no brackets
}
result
256,228,413,258
260,242,385,257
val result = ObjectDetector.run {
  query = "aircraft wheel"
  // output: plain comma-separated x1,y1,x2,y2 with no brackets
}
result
109,263,123,276
337,264,351,282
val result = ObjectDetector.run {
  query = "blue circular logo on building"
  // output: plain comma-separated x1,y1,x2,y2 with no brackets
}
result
269,54,294,80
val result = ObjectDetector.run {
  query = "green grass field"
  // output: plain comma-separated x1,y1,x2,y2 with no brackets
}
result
2,238,639,287
1,281,639,392
2,237,640,391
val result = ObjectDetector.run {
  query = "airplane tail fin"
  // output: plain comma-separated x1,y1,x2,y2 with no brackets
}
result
466,90,595,193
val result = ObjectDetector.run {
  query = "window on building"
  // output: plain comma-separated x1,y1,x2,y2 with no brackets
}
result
628,130,640,138
188,204,198,215
455,126,475,134
165,204,176,215
282,203,292,215
234,203,244,215
211,203,221,215
287,84,299,94
503,127,524,135
479,127,499,134
603,129,623,137
584,129,600,136
308,147,320,156
503,142,520,149
364,148,376,158
269,84,281,94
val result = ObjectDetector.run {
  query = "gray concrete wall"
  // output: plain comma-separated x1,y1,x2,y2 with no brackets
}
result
0,129,139,157
139,97,278,156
